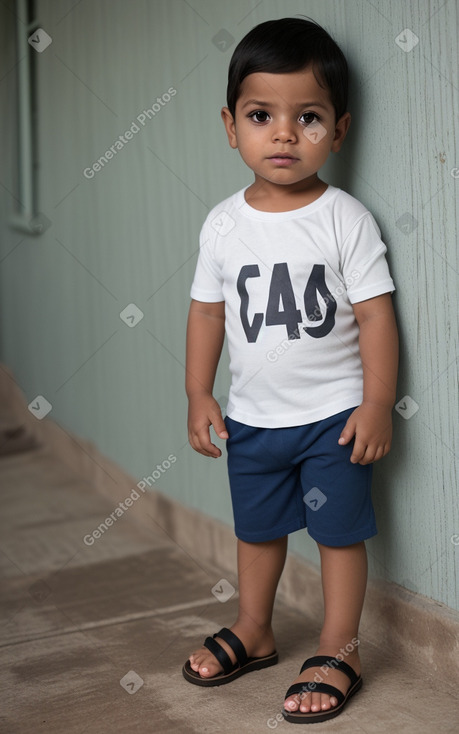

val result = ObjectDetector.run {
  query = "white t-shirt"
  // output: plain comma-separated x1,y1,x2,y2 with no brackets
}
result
190,185,395,428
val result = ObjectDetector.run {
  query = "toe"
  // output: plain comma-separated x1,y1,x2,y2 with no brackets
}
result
298,692,312,713
188,648,214,676
188,650,203,672
195,652,222,678
309,692,322,712
284,693,301,712
319,692,338,711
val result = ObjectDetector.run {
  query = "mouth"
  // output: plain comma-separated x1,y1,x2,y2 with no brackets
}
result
268,154,299,166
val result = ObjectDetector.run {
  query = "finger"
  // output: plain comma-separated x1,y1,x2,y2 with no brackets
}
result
197,443,222,458
211,407,228,438
189,431,222,458
358,444,386,465
350,438,367,463
196,437,222,458
358,451,374,465
375,443,391,461
372,445,386,462
338,420,356,446
360,442,389,464
211,413,229,439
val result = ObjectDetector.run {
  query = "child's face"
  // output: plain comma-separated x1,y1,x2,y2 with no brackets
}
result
221,68,350,191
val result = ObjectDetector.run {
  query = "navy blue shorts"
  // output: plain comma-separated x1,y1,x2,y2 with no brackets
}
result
224,407,376,547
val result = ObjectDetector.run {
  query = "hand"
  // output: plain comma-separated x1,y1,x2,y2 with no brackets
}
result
338,402,393,465
188,393,229,458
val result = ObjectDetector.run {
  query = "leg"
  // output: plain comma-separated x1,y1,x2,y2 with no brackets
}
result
189,535,287,677
284,540,367,713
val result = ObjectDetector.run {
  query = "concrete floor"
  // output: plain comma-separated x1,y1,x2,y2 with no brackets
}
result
1,448,458,734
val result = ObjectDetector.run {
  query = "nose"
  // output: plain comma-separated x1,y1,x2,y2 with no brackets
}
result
272,116,297,144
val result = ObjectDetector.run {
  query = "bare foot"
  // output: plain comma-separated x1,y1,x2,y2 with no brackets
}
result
188,622,276,678
284,646,361,714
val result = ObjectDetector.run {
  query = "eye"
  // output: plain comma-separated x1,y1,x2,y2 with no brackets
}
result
248,110,270,123
300,112,320,125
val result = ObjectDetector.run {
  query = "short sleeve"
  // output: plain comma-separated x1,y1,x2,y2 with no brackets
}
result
341,213,395,304
190,222,224,302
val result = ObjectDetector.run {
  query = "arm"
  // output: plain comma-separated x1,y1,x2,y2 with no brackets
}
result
338,292,399,464
185,298,228,458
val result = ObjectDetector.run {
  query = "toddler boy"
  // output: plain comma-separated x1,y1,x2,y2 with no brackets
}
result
183,17,398,724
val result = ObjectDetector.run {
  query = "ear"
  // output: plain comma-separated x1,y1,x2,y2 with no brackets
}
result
331,112,351,153
221,107,238,149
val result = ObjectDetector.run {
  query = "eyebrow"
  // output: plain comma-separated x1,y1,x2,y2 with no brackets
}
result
241,99,329,110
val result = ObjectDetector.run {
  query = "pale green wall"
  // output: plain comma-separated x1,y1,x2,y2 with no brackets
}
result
1,0,458,609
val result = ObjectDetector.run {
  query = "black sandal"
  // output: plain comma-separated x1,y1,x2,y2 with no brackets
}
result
182,627,278,687
283,655,362,724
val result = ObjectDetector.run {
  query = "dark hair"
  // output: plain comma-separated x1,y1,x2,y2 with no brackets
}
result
226,17,348,122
